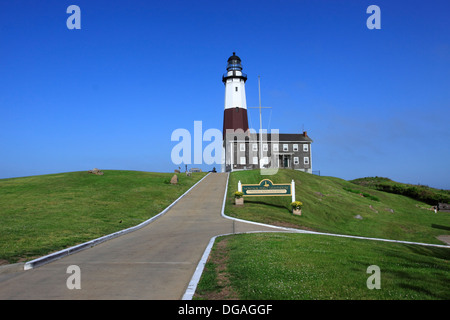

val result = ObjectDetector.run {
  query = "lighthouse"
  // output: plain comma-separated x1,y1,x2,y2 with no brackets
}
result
221,52,250,172
222,52,249,135
220,53,314,174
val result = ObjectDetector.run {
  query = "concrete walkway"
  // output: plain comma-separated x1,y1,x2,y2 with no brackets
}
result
0,173,282,300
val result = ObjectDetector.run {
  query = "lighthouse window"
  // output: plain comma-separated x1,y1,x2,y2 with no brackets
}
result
235,87,238,92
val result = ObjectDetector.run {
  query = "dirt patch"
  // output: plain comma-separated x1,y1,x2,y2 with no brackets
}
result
315,191,325,197
194,237,239,300
0,260,10,266
437,235,450,245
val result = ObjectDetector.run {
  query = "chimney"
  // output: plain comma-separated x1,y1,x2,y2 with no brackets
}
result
303,131,308,137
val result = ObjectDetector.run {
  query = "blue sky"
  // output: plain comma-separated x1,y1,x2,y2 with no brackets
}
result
0,0,449,189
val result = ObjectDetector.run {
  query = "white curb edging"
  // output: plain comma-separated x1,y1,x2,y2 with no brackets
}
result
23,172,211,271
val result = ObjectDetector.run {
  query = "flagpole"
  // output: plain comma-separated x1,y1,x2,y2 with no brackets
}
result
249,76,271,168
258,75,262,133
258,76,263,166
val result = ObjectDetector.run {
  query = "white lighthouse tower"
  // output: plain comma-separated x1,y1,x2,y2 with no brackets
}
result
223,52,248,117
221,52,250,172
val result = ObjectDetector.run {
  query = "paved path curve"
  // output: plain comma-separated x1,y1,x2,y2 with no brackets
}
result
0,173,282,299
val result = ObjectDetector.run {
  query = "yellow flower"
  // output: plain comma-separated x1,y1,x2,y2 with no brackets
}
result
290,201,303,209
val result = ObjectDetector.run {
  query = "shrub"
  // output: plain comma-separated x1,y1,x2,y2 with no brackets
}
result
234,191,244,199
362,193,380,202
343,188,379,201
352,178,450,205
290,201,303,210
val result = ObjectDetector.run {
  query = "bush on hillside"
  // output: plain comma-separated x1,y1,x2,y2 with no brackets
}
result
351,178,450,205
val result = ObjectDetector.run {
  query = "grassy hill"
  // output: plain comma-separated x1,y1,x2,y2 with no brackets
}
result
0,170,206,264
225,169,450,245
195,169,450,300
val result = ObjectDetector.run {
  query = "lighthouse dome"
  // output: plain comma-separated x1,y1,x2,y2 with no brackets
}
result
226,52,242,71
227,52,241,63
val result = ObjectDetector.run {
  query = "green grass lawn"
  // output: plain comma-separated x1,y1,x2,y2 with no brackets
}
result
225,169,450,245
195,233,450,300
0,170,206,264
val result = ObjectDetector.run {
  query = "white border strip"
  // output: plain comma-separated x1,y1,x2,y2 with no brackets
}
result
182,233,224,300
182,172,450,300
24,172,211,270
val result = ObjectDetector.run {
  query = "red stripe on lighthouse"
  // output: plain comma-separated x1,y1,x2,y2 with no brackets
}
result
223,108,249,138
